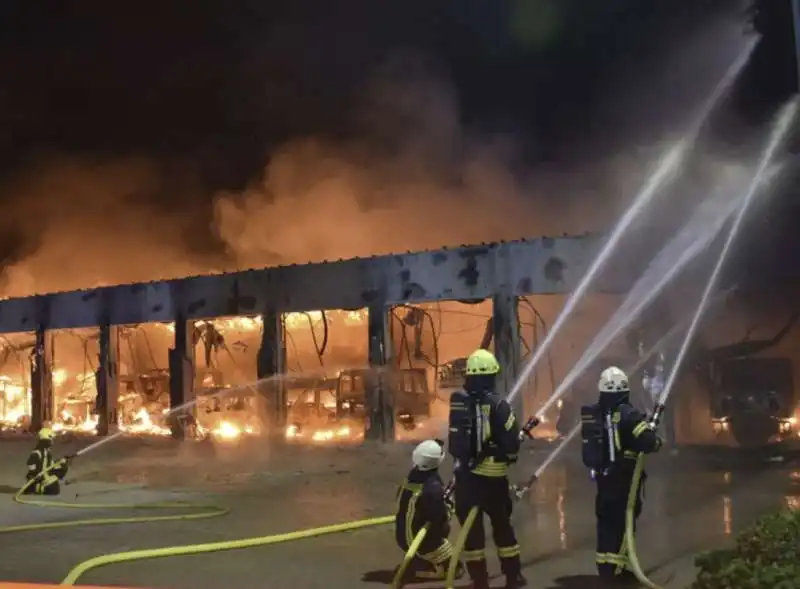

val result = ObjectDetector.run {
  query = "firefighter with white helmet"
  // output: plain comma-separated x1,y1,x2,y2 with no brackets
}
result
394,439,464,583
580,366,662,585
447,349,525,589
24,425,71,495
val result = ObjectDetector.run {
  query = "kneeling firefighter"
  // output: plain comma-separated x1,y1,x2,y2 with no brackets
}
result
581,366,662,585
395,439,464,582
448,349,526,589
25,427,70,495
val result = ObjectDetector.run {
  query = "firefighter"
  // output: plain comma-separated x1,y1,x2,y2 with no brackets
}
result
580,366,662,585
448,349,525,589
395,439,464,583
25,427,70,495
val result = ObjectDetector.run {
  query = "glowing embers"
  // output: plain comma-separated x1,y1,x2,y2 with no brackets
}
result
282,370,367,445
283,308,369,445
0,331,35,430
49,329,101,435
186,315,264,443
284,421,357,443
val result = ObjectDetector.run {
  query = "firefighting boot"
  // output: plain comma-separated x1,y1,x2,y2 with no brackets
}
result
407,558,457,581
465,560,490,589
500,555,527,589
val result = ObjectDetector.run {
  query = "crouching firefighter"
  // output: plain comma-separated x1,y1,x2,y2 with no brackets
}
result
581,366,662,585
25,427,71,495
448,349,526,589
395,439,464,583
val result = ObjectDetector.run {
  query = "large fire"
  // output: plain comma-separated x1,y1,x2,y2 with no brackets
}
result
0,310,370,441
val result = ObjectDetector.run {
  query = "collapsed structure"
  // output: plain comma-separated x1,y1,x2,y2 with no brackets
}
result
0,236,624,442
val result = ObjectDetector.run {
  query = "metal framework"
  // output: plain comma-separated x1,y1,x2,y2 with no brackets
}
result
2,235,612,441
0,236,604,332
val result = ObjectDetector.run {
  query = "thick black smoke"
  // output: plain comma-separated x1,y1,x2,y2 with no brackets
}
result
0,1,763,296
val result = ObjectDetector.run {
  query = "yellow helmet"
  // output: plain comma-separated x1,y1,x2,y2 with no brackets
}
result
38,427,54,441
466,349,500,376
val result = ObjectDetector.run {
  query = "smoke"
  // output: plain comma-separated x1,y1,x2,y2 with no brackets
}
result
0,157,212,298
0,33,757,298
212,53,612,268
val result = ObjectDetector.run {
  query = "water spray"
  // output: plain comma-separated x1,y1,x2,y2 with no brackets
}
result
626,97,799,589
506,39,758,407
635,287,735,411
532,187,748,422
71,376,278,456
510,312,716,501
655,98,798,417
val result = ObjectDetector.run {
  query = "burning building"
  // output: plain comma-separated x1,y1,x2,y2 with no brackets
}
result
1,238,792,450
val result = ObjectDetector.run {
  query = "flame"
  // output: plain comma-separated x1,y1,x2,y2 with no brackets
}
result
52,411,98,433
212,420,242,440
0,376,31,428
158,310,367,334
119,407,171,436
285,423,362,443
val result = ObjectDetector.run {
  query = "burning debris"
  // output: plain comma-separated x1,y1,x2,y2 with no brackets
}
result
0,303,505,445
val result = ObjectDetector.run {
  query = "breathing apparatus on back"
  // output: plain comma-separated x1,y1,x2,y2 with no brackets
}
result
448,349,501,469
580,366,630,477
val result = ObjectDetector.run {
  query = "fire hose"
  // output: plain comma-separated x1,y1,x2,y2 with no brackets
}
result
6,453,395,586
392,416,541,589
624,403,667,589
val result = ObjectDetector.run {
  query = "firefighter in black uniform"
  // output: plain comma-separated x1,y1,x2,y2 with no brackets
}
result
25,426,70,495
580,366,662,585
448,349,525,589
395,439,464,583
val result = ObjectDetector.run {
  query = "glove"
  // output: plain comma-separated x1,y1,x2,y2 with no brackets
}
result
445,497,455,520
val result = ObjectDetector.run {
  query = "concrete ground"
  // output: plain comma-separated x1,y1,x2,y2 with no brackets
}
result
0,434,797,589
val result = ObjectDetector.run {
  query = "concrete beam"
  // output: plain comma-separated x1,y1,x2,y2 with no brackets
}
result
95,324,120,436
365,300,394,442
257,309,286,431
30,327,54,432
168,316,195,440
493,294,523,420
0,237,605,333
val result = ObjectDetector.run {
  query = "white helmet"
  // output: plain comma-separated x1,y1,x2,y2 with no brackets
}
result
598,366,630,393
412,439,445,471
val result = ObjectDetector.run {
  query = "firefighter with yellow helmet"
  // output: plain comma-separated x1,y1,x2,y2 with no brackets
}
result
25,425,71,495
447,349,526,589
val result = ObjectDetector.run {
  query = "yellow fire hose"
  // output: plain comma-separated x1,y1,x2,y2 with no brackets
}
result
391,525,429,589
446,506,479,589
9,462,394,586
624,454,660,589
390,506,480,589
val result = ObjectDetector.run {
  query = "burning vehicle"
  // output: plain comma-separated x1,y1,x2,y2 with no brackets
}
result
710,357,797,446
284,367,432,443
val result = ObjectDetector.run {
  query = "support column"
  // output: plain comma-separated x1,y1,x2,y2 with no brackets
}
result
168,316,196,440
30,327,54,432
792,0,800,91
257,309,286,432
95,324,120,436
493,294,523,420
366,301,394,442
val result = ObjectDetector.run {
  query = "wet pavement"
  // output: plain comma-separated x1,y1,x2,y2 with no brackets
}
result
0,436,798,589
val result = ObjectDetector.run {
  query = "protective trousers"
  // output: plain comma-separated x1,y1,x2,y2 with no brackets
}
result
23,478,61,495
397,527,455,580
454,471,521,586
595,470,644,582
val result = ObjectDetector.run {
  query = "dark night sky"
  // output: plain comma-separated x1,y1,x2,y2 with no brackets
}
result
0,0,797,295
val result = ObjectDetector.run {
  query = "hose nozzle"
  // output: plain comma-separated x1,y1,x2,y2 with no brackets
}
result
650,403,666,429
519,416,541,441
443,479,455,502
513,474,538,500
